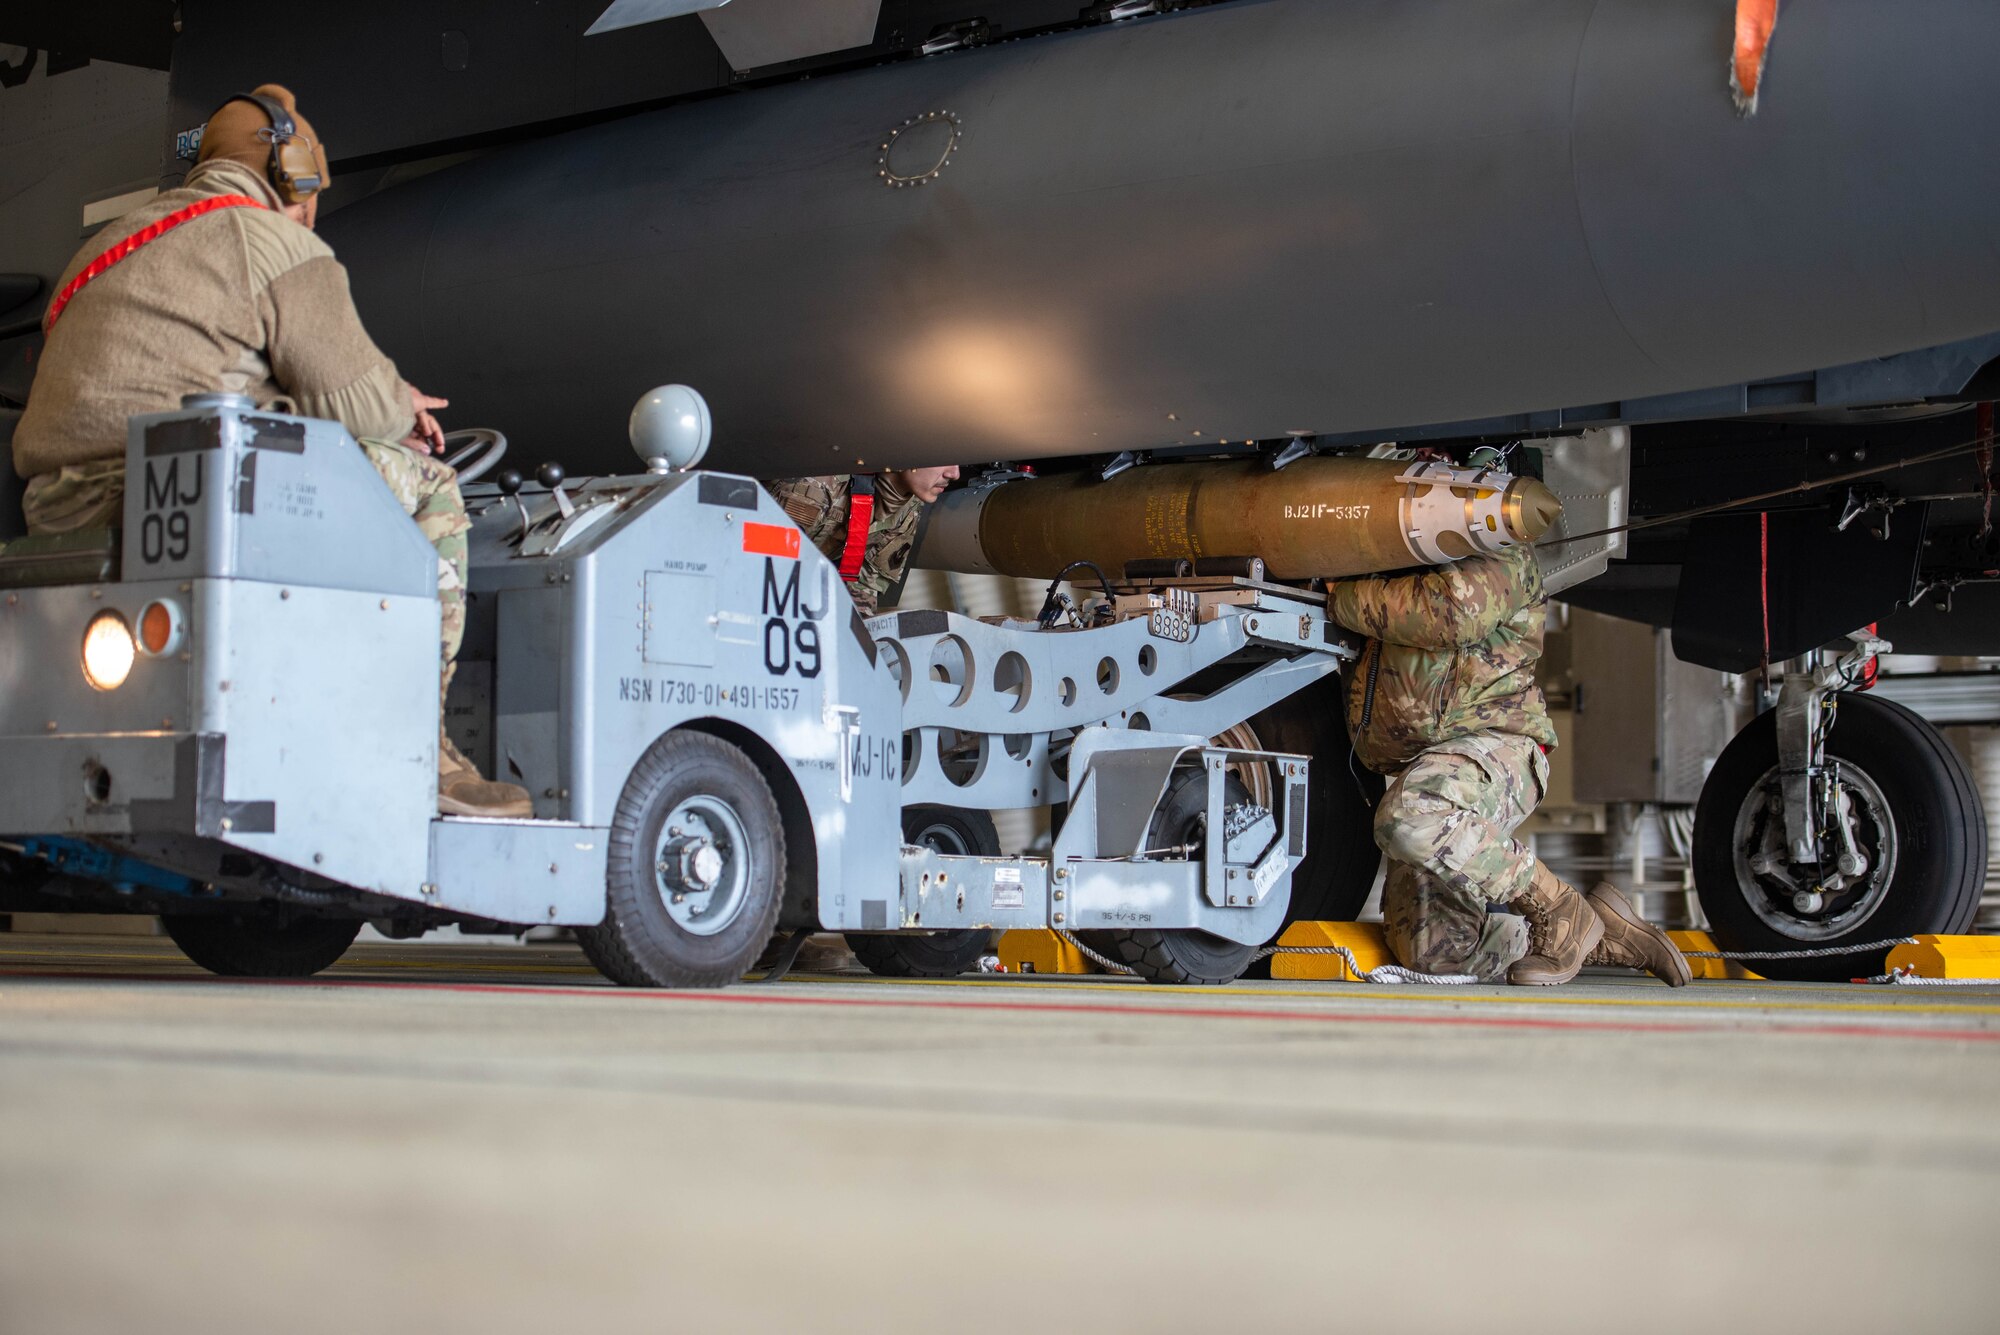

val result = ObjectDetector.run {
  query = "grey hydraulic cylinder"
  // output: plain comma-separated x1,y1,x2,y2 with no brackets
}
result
324,0,2000,476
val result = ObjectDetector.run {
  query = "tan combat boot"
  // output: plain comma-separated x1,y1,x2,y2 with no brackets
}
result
1584,882,1692,987
438,732,535,819
1506,861,1605,986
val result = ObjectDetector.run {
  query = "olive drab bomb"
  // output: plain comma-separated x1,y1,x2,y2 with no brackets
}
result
915,457,1562,582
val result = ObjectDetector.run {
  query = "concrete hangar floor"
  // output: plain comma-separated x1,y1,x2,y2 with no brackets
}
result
1,933,1995,1333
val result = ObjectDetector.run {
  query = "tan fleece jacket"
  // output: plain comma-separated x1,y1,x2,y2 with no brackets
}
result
13,159,414,479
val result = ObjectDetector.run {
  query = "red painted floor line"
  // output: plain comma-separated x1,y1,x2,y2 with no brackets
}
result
4,967,1997,1043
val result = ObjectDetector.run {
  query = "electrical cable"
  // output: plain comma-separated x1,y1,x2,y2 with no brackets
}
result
1038,559,1118,627
1537,431,1997,550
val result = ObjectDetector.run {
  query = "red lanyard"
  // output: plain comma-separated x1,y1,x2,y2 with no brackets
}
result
43,194,268,333
838,476,878,581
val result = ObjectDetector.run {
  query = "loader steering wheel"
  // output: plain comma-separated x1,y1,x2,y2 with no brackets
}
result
440,428,509,483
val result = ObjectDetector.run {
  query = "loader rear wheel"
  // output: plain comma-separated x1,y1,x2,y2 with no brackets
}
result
162,914,361,978
580,730,787,988
1099,765,1258,986
847,806,1000,979
1101,928,1258,986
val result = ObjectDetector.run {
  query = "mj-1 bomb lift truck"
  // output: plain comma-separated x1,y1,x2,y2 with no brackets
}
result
0,391,1366,986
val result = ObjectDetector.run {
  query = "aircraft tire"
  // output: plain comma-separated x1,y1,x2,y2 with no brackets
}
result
846,806,1000,979
1694,693,1985,982
162,914,361,978
1228,678,1383,978
1244,677,1384,926
581,730,787,988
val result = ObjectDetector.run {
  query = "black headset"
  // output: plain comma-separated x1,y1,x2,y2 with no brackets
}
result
214,91,324,204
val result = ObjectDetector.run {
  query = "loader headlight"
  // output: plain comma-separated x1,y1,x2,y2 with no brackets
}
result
82,610,136,691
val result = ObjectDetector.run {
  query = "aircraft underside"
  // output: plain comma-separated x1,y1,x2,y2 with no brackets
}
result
1,0,1997,666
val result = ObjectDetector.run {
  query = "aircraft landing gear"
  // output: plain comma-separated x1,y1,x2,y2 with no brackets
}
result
1694,686,1986,982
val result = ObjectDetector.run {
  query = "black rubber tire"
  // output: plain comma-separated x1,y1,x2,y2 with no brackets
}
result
1104,928,1260,986
1246,675,1385,927
162,914,361,978
579,730,787,988
1103,768,1260,985
1694,693,1986,982
847,806,1000,978
0,845,53,912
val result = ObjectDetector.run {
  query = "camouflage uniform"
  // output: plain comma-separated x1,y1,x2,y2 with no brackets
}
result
767,474,924,616
1330,546,1557,981
21,459,126,535
357,440,471,702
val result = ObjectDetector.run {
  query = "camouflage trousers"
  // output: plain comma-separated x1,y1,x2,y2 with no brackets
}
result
22,443,469,697
356,439,471,702
1374,731,1549,982
21,458,127,535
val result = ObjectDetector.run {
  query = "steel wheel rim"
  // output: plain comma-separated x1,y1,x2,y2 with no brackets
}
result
654,794,753,937
909,819,973,856
1730,760,1900,941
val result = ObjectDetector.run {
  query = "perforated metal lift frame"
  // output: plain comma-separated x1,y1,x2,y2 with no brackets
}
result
891,731,1311,946
876,584,1354,812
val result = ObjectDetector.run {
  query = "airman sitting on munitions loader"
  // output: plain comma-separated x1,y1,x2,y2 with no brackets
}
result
1330,543,1692,986
10,83,531,818
768,467,962,615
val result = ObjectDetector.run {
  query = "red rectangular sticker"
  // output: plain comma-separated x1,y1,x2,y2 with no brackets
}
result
743,522,801,559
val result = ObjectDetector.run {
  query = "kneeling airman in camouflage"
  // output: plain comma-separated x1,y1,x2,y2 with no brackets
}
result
1329,544,1691,986
767,467,962,616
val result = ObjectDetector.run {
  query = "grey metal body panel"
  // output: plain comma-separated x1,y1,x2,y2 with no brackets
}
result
124,405,437,596
1535,430,1632,597
325,0,2000,474
457,471,907,932
0,579,192,742
0,406,438,901
0,579,438,898
187,580,437,896
898,731,1307,946
428,818,611,927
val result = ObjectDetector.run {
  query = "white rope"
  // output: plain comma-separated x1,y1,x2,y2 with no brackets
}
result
1056,932,1481,984
1862,967,2000,987
1679,935,1917,961
1054,930,1136,976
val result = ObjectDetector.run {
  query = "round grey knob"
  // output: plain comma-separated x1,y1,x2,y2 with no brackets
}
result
181,392,255,411
629,384,712,472
536,461,566,490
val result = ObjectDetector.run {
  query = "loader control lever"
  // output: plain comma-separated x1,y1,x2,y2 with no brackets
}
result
537,462,575,519
495,469,532,542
